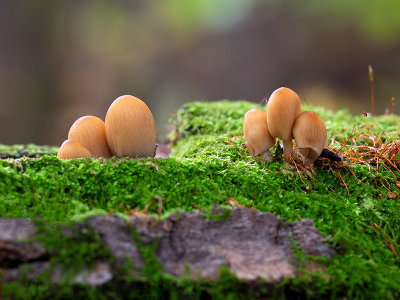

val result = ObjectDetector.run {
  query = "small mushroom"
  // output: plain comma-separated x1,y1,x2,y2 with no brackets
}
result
68,116,111,158
105,95,156,158
243,109,276,161
266,87,301,155
57,139,92,159
292,111,327,165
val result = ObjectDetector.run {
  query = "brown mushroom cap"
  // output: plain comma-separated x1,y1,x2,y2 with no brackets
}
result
105,95,156,158
266,87,301,155
68,116,111,158
243,109,276,161
292,111,327,164
57,139,92,159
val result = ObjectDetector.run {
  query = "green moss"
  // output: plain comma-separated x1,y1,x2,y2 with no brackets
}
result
1,219,114,300
2,100,400,298
128,225,164,278
169,100,256,138
34,221,113,273
0,143,58,157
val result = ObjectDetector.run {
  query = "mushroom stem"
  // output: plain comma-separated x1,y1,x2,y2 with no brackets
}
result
261,150,273,162
299,148,311,160
282,139,294,155
298,148,320,165
307,152,319,165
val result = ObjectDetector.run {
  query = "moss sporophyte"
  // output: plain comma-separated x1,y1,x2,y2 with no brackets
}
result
1,99,400,298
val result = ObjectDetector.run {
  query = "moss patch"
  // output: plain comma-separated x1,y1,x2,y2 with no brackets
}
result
0,144,58,157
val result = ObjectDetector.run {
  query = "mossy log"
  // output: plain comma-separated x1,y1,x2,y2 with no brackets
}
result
1,100,400,299
1,208,334,298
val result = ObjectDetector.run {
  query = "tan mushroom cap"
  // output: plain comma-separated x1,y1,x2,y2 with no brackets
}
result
105,95,156,158
292,111,327,164
266,87,301,155
243,109,276,161
57,139,92,159
68,116,111,158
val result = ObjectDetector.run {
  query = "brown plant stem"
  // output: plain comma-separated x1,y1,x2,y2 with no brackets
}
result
369,65,375,116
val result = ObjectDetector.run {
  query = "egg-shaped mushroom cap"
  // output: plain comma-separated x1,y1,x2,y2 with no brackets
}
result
244,109,275,157
105,95,156,158
68,116,111,158
57,139,92,159
292,111,327,158
266,87,301,141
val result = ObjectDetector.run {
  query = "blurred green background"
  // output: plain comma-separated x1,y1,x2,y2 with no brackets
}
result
1,0,400,145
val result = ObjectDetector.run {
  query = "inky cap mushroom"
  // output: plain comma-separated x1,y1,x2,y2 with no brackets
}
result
105,95,156,158
243,109,276,161
266,87,301,155
68,116,111,158
292,111,327,165
57,139,92,159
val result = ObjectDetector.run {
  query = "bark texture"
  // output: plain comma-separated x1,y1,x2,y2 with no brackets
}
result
1,208,334,285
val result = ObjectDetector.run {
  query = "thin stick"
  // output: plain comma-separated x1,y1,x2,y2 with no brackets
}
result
372,223,398,257
337,117,366,154
346,164,361,184
289,156,309,191
391,97,396,115
157,196,163,219
362,249,375,262
338,170,350,195
369,65,375,116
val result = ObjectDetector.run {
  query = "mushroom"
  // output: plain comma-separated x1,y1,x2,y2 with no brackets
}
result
68,116,111,158
266,87,301,155
105,95,156,158
243,109,275,161
292,111,327,165
57,139,92,159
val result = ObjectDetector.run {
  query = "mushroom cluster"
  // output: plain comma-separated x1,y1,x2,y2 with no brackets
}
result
57,95,157,159
243,87,328,165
